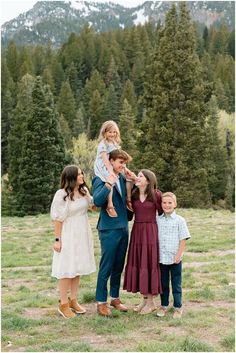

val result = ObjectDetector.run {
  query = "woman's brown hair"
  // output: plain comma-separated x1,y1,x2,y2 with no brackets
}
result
132,169,157,202
60,165,87,201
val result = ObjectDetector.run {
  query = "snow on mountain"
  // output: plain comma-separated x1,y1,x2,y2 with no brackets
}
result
1,1,234,48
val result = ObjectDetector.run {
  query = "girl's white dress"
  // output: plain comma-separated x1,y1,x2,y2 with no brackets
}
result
51,189,96,279
94,140,120,181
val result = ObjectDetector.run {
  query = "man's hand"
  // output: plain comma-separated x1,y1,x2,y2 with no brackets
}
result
53,240,62,252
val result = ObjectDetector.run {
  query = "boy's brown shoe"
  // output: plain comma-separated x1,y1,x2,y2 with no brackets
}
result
58,302,76,318
173,308,182,319
110,298,128,312
156,306,167,317
69,298,86,314
97,303,112,317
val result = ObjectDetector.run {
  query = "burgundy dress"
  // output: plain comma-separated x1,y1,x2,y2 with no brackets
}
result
123,191,163,295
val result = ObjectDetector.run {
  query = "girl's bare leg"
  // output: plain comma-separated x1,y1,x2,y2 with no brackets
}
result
106,188,117,217
126,181,133,211
70,276,80,300
58,278,71,304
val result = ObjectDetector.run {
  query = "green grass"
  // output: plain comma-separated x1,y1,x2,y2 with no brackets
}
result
1,209,235,352
221,334,235,351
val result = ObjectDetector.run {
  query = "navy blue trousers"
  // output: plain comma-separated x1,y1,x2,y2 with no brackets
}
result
160,262,182,308
96,228,128,302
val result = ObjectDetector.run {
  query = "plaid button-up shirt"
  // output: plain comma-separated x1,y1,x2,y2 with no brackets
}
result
157,211,190,265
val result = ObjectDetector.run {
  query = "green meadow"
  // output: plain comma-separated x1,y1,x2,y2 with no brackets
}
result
1,208,235,352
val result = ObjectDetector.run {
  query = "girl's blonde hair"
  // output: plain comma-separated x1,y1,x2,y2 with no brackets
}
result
98,120,121,144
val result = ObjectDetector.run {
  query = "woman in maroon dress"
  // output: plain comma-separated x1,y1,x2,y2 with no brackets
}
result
123,169,163,314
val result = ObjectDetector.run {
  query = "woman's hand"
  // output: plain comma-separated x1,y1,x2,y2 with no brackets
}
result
53,240,62,252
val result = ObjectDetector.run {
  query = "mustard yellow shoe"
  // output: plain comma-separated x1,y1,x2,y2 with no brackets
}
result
69,298,86,314
58,302,76,318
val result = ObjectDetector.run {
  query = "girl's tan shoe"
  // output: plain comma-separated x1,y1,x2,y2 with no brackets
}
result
140,302,156,315
69,298,86,314
133,298,147,313
58,302,76,318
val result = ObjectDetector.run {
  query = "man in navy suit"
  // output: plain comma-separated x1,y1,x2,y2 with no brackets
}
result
92,149,133,316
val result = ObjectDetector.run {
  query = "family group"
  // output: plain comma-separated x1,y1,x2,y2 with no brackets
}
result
50,120,191,319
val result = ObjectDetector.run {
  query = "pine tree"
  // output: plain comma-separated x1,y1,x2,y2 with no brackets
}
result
18,77,66,215
73,106,86,137
51,58,65,96
65,61,81,101
119,99,138,162
137,2,211,207
6,40,18,83
206,95,228,202
82,70,106,107
18,45,33,78
32,45,46,76
1,59,15,175
228,29,235,59
203,26,209,50
59,114,72,149
103,84,119,122
120,79,138,118
57,80,76,132
224,128,235,210
8,74,35,214
42,67,55,92
88,90,104,139
1,89,13,175
105,55,122,93
79,25,96,82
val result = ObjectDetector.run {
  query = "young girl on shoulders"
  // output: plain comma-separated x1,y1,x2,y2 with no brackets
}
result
94,120,136,217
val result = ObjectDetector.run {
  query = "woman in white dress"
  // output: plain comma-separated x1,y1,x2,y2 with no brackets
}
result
51,165,96,318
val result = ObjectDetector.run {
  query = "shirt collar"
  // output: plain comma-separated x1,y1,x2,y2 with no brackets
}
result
160,211,176,219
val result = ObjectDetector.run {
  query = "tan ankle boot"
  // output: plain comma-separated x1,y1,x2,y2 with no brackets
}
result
133,298,147,312
140,299,156,315
58,302,76,318
69,298,86,314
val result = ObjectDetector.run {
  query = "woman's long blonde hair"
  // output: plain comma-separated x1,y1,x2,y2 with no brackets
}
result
98,120,121,144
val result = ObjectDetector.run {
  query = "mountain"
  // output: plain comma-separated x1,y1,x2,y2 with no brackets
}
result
1,1,235,48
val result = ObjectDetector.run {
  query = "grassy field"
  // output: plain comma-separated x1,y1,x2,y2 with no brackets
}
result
1,208,235,352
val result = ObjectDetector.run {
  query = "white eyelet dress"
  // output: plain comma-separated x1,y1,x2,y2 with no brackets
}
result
51,189,96,279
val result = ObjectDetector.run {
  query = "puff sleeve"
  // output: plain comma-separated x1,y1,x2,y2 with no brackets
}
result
84,187,93,205
50,189,69,222
97,140,108,154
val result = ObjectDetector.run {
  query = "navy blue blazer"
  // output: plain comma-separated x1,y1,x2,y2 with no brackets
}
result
92,175,128,231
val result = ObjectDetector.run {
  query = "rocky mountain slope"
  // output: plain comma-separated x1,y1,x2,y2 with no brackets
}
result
1,1,234,47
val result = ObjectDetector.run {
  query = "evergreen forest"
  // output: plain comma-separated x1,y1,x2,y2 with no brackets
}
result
1,2,235,216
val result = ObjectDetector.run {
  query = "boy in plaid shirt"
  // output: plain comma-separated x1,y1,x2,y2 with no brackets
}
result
156,192,190,319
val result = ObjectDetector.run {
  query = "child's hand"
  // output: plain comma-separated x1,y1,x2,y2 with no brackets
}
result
174,255,181,264
125,170,137,182
107,174,117,185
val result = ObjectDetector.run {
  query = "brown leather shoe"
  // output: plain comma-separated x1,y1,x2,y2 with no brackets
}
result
97,303,112,317
110,298,128,312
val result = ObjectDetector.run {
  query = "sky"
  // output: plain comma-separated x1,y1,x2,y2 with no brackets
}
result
0,0,146,25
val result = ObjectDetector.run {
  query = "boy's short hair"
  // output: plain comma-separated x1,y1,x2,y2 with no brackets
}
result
109,149,132,162
162,192,177,206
